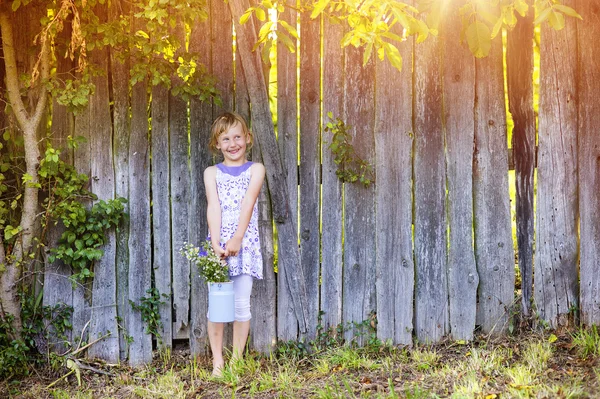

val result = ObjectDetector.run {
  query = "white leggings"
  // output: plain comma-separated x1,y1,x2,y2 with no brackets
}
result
207,274,253,322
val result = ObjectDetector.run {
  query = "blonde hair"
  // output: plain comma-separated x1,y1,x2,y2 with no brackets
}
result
209,112,253,155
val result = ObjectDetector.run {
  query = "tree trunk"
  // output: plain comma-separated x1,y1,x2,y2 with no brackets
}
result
0,9,48,336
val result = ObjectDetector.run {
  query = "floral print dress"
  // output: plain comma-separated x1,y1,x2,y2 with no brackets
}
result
214,162,263,280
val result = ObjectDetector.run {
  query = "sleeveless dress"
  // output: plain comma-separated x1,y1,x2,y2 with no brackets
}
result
213,162,263,280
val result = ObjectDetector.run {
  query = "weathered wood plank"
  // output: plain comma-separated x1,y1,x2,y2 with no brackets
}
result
72,94,92,349
87,5,119,360
109,1,131,360
320,16,344,331
275,4,299,341
43,19,74,353
189,16,213,355
374,27,414,345
442,1,477,341
474,36,514,335
251,138,277,352
228,0,308,333
535,3,579,328
151,84,173,348
414,30,448,343
299,10,320,342
507,10,535,318
342,45,376,344
127,78,152,366
577,0,600,326
212,0,234,116
170,30,191,337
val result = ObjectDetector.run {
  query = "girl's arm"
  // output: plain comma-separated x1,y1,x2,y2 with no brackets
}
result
204,166,225,258
224,163,266,257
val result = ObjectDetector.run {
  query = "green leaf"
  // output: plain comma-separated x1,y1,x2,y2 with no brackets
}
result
311,0,331,19
279,20,298,39
384,43,403,71
12,0,21,12
553,4,583,20
240,9,253,25
491,16,503,39
548,10,565,30
466,21,491,58
514,0,528,17
534,6,552,26
278,32,296,53
254,7,266,22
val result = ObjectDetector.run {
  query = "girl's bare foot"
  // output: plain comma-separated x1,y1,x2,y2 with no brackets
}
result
212,362,224,377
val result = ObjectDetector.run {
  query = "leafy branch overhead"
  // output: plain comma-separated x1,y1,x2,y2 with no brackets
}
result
241,0,583,70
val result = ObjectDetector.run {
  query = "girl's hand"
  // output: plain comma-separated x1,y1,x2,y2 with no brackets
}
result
212,243,226,259
224,236,242,257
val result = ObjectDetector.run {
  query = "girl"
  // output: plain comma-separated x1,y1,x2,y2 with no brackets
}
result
203,112,265,376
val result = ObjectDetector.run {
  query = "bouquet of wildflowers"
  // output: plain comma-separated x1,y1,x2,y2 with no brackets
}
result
181,241,229,283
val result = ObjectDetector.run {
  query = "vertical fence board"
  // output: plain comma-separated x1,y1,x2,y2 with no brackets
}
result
474,37,514,335
110,3,131,359
414,32,448,343
577,0,600,326
151,84,173,347
87,13,119,360
321,17,344,331
72,100,92,347
342,46,376,344
43,22,74,353
127,79,152,365
507,11,535,318
374,29,414,345
299,11,321,341
189,18,213,355
442,2,478,341
251,141,277,352
276,5,300,340
535,6,579,328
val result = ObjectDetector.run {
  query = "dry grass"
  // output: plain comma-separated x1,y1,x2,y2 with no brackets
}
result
2,329,599,398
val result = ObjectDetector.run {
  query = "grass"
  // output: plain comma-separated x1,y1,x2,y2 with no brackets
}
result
3,329,599,398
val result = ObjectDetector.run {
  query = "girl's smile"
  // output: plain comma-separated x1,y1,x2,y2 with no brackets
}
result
216,122,250,166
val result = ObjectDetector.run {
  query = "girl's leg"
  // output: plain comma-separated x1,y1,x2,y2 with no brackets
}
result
231,274,253,361
207,321,225,376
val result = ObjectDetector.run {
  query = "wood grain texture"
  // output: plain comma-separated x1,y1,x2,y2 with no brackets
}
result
127,79,152,366
72,94,92,348
87,7,119,360
342,45,376,344
43,20,74,353
474,37,514,335
299,10,321,342
507,11,535,318
110,3,131,360
535,2,579,328
374,27,414,345
228,0,308,334
321,15,344,331
275,4,299,341
151,84,173,348
414,31,448,343
188,18,213,355
442,1,478,341
577,0,600,326
251,139,277,352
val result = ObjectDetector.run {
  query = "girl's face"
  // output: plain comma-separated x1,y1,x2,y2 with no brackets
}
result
216,122,250,165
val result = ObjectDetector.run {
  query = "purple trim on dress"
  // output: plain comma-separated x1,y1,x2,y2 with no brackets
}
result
217,161,254,176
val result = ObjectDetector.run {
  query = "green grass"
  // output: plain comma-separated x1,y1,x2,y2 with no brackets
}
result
5,331,599,398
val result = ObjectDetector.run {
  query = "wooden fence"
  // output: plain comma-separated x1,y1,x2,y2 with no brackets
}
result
30,0,600,366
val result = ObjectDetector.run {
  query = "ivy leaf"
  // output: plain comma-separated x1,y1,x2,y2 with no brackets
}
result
466,21,491,58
